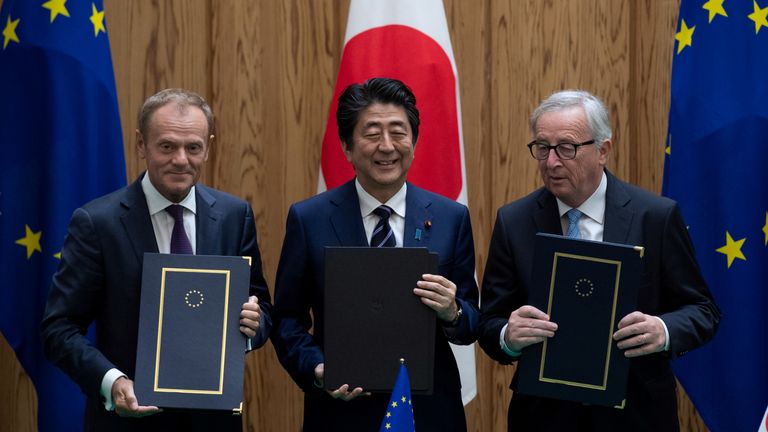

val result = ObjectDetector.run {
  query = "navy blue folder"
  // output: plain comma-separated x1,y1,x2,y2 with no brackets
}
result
516,233,643,407
134,253,250,412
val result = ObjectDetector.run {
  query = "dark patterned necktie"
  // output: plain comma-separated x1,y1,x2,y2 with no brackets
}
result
370,205,396,247
166,204,193,254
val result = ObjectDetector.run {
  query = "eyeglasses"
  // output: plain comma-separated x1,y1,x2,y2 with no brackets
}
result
527,139,596,160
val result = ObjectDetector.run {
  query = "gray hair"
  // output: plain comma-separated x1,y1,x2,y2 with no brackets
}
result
529,90,612,147
137,88,215,138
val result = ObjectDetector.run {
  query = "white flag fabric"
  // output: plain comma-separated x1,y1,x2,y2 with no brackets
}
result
759,404,768,432
319,0,476,405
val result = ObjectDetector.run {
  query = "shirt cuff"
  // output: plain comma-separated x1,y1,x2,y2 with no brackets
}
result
100,368,126,411
499,323,521,357
654,316,671,351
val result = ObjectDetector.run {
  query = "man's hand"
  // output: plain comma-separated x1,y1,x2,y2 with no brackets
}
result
613,311,666,357
414,274,459,323
314,363,369,401
112,376,161,417
504,305,558,352
239,295,261,338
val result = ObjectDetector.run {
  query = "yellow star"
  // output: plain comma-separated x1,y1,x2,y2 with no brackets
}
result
2,15,20,49
385,423,391,430
391,401,398,408
42,0,70,23
54,251,62,259
762,212,767,246
15,225,42,259
675,19,695,54
665,145,671,155
715,231,746,268
386,411,391,418
749,0,768,34
401,395,406,403
702,0,728,23
89,3,106,37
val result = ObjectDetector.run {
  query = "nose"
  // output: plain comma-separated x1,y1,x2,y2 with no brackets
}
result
171,148,189,166
545,147,562,168
378,133,395,152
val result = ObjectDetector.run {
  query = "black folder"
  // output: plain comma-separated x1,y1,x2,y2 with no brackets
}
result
134,253,250,412
323,247,437,394
516,233,643,407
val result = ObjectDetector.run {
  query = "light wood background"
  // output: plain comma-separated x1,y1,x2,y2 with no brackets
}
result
0,0,710,431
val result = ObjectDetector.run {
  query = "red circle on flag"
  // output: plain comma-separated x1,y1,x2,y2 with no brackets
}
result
321,25,462,200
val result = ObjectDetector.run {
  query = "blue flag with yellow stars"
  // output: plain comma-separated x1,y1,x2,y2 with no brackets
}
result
664,0,768,431
0,0,125,430
379,361,415,432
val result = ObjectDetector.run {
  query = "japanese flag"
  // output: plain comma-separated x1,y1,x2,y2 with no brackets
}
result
319,0,476,404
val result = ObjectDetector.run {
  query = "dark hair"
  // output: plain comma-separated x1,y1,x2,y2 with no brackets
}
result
137,88,215,138
336,77,420,148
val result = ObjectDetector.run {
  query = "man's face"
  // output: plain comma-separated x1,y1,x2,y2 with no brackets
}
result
343,103,415,202
136,103,211,203
535,106,611,207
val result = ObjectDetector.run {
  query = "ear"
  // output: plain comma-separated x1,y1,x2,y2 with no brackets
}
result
204,134,214,161
135,129,147,159
341,140,353,163
598,139,612,166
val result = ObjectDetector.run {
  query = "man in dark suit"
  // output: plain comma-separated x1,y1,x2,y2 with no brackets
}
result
41,88,271,431
271,77,479,431
479,90,719,432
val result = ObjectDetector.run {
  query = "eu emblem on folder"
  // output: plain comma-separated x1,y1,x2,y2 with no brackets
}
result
134,253,250,412
516,233,643,407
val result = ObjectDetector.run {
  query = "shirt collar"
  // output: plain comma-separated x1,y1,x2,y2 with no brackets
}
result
556,171,607,224
355,179,407,218
141,172,197,216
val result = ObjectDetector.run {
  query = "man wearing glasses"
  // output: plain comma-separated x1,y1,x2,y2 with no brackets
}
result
478,90,719,431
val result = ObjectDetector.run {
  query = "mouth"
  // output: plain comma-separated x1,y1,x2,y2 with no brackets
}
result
374,160,398,166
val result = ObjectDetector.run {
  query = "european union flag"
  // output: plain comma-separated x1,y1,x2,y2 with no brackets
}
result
379,361,415,432
663,1,768,431
0,1,125,430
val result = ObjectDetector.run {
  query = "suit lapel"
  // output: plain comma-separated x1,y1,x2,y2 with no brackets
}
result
120,178,159,261
403,184,433,248
533,189,564,235
329,181,368,246
195,185,223,255
603,172,634,244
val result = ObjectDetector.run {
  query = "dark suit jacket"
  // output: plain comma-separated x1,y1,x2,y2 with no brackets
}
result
479,172,719,432
271,180,479,431
41,176,272,432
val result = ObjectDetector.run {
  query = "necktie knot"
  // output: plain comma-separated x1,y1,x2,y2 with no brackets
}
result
166,203,184,222
566,208,583,239
371,205,396,247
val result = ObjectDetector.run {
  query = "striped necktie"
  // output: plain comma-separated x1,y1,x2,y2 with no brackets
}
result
370,205,396,247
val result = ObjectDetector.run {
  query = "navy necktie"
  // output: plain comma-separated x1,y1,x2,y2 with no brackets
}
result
167,204,193,254
566,208,583,239
370,205,396,247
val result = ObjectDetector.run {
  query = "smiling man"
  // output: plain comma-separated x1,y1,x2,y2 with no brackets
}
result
41,89,271,431
271,77,479,431
478,90,719,432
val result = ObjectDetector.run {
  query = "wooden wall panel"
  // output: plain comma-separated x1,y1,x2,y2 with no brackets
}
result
0,0,709,430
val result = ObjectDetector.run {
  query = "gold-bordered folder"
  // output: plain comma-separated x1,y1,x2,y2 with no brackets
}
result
134,253,250,411
516,233,643,407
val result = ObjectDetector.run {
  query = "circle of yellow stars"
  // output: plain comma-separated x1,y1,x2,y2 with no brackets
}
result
3,1,107,50
184,289,205,308
574,278,595,298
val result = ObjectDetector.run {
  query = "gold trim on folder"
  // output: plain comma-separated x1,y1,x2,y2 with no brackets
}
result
539,252,621,391
154,267,231,395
